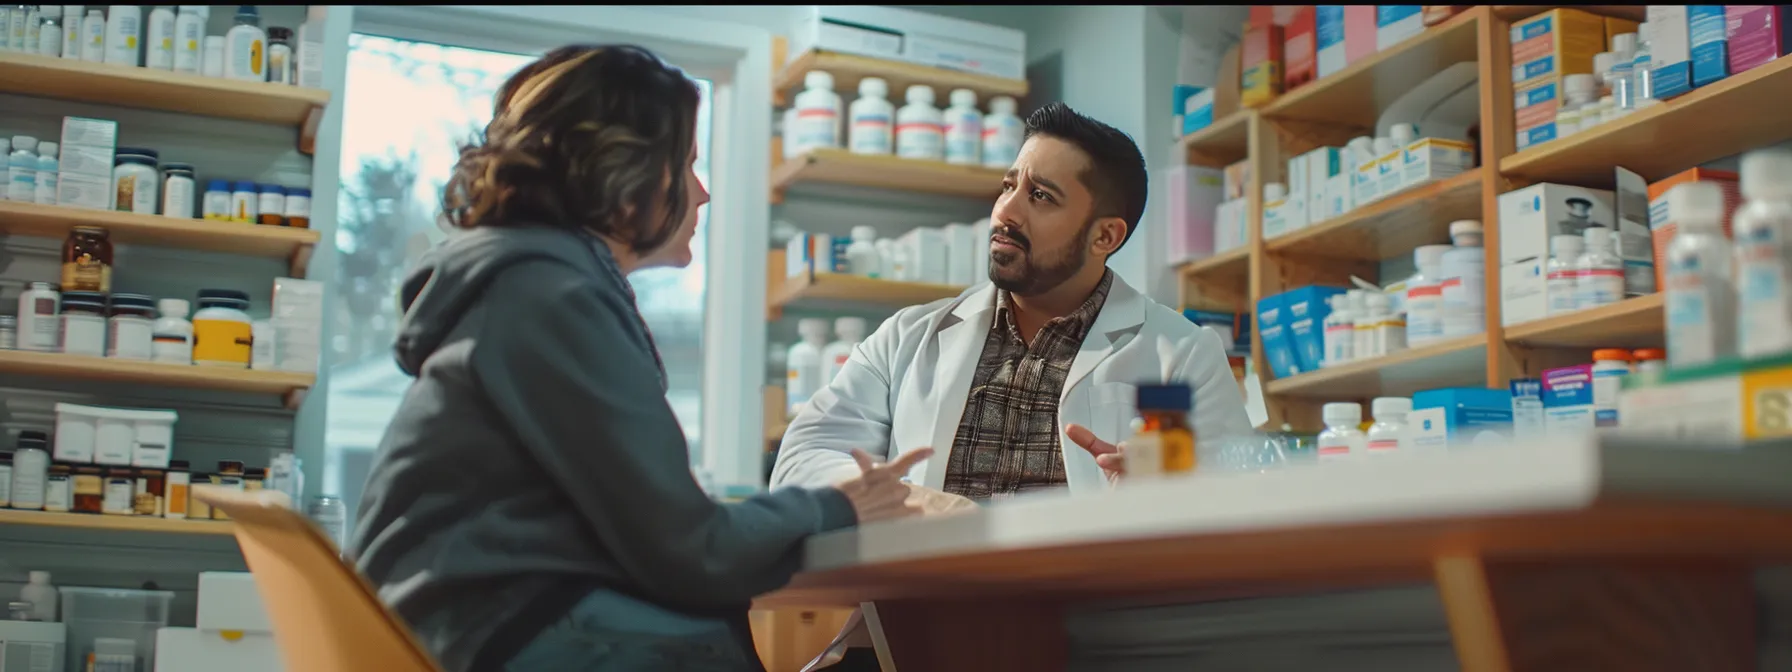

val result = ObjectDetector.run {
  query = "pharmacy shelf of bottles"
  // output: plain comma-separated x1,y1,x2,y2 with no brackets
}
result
0,350,316,398
0,507,233,536
1174,5,1792,430
772,148,1007,202
768,250,967,321
773,48,1029,109
0,51,329,129
0,200,319,264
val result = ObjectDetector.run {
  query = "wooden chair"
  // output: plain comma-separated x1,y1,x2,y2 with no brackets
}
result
196,486,443,672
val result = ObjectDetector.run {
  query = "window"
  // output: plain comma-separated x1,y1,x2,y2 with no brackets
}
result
324,33,713,515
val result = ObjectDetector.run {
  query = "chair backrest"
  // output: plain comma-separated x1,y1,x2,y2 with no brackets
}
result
196,486,442,672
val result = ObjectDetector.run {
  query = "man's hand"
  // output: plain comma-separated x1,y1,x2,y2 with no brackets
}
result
1065,424,1124,484
903,483,978,517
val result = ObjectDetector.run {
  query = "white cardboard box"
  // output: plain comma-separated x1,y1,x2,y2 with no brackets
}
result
898,226,950,284
1401,138,1474,191
155,627,282,672
1497,183,1616,266
789,6,1027,81
197,571,272,634
942,222,979,286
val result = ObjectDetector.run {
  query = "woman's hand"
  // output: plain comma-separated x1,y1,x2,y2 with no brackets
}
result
834,448,934,524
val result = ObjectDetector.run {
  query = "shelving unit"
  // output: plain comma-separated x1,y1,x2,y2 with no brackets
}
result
772,148,1006,202
0,201,320,274
1173,6,1774,430
773,49,1029,108
0,351,315,404
0,509,233,536
769,266,966,321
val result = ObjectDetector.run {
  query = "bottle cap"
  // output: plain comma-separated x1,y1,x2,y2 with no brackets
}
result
850,225,877,241
949,88,976,108
905,85,934,105
1612,32,1637,55
36,142,57,157
1564,73,1597,97
1593,52,1614,74
1387,123,1418,144
1593,348,1633,362
157,298,191,317
1666,181,1726,230
1372,137,1397,154
1633,347,1666,361
1550,234,1583,256
1371,397,1412,418
258,184,286,195
1263,182,1287,201
287,187,311,197
233,181,258,191
858,77,887,98
10,135,35,152
797,318,830,342
1322,402,1362,426
27,571,49,583
1583,226,1612,245
207,179,231,191
1135,383,1193,412
833,316,867,341
990,96,1016,115
1449,220,1482,245
803,70,833,91
1414,244,1451,270
1740,148,1792,200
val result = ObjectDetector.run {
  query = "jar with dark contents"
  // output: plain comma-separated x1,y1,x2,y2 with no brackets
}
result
61,226,114,293
72,467,104,514
187,474,212,520
243,467,265,493
134,468,165,516
213,461,244,520
103,468,134,515
44,465,72,512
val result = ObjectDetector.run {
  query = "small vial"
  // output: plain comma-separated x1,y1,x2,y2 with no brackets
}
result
1316,402,1366,461
1574,227,1624,310
1366,397,1411,455
1126,383,1196,480
1546,234,1584,316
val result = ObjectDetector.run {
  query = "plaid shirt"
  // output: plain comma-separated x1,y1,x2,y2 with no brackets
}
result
943,271,1113,500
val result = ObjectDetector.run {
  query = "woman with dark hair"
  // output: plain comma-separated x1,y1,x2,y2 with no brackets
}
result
349,44,927,672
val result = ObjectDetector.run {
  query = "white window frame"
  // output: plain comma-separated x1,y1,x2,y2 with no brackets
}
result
317,5,774,495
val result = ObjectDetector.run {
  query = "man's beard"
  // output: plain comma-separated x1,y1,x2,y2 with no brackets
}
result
988,219,1094,297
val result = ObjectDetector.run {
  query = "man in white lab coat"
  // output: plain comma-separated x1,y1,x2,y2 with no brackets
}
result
772,101,1251,504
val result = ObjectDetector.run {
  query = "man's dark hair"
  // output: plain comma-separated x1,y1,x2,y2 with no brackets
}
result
1022,102,1148,250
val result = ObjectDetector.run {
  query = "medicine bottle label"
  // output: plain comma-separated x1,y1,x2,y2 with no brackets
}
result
1737,227,1792,357
1666,263,1716,366
193,318,252,366
1126,433,1164,480
60,257,111,293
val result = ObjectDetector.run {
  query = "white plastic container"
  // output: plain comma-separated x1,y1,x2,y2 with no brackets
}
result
112,152,159,214
943,88,982,166
151,297,193,364
895,85,944,161
1366,397,1412,455
62,4,83,60
1591,350,1632,427
1372,292,1406,355
1574,227,1625,310
791,70,841,155
7,135,37,202
224,5,266,81
1322,293,1355,367
10,433,49,510
981,96,1023,169
1663,181,1736,368
144,5,174,69
17,281,60,352
1734,149,1792,359
34,141,59,205
1354,291,1384,359
1316,402,1366,461
103,4,142,66
1439,220,1486,337
201,34,224,77
53,403,177,468
845,225,880,278
35,5,61,57
78,8,104,62
786,318,830,417
847,76,893,155
161,163,195,218
172,5,202,72
19,571,57,622
1546,234,1584,316
819,316,867,388
1404,244,1450,346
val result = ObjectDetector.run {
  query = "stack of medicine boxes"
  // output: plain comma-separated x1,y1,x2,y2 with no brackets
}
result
156,572,282,670
272,277,325,374
1257,285,1343,378
55,117,117,210
1511,9,1637,150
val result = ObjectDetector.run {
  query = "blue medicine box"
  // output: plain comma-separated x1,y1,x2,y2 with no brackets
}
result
1256,293,1301,379
1282,285,1345,372
1410,387,1514,450
1688,5,1729,87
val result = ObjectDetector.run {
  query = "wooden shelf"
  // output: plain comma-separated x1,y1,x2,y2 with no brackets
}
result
0,51,329,128
0,350,314,399
774,49,1028,108
1262,10,1480,127
0,200,319,268
1178,247,1251,311
1180,247,1250,280
0,508,234,535
1264,334,1488,400
1267,170,1483,262
1491,6,1646,22
1504,293,1665,350
772,270,966,313
772,148,1005,200
1501,56,1792,187
1180,110,1252,168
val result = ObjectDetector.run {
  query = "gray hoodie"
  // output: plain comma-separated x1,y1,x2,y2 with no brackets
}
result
349,225,855,670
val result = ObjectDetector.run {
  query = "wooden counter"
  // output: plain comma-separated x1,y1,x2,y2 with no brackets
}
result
758,435,1792,671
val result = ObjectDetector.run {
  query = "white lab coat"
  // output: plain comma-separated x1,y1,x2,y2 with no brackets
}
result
770,274,1252,495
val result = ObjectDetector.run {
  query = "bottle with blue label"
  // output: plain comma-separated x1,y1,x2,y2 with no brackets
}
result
1734,149,1792,359
1663,181,1736,367
1590,350,1632,428
847,77,893,156
1509,378,1545,439
1573,227,1624,309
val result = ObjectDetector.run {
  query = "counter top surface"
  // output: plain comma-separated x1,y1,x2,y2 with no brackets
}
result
758,435,1792,608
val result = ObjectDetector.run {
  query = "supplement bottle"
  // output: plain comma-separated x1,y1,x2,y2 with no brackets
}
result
981,96,1023,169
942,88,982,166
1404,244,1450,347
230,181,259,222
257,184,286,226
17,282,60,352
1546,234,1584,316
1632,348,1667,376
106,293,156,360
103,4,141,66
266,26,293,84
144,5,174,69
7,135,36,202
20,5,39,53
1371,292,1406,356
161,162,195,218
1510,378,1545,439
11,431,49,511
819,316,866,388
1322,293,1354,367
111,149,160,214
78,8,103,62
202,179,231,219
1734,148,1792,359
283,187,311,228
36,5,60,57
1365,397,1411,455
18,571,54,621
1574,227,1624,310
1663,181,1737,368
61,4,82,59
785,318,830,417
34,141,58,205
151,297,193,364
1353,291,1385,359
847,77,894,155
172,5,202,72
791,70,841,155
1590,349,1632,428
1127,383,1196,480
1439,220,1486,337
192,288,253,368
895,85,944,161
1316,402,1366,461
225,5,266,81
845,225,879,278
201,34,224,76
164,460,191,519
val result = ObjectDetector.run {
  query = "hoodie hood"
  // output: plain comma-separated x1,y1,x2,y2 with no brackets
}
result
393,226,602,375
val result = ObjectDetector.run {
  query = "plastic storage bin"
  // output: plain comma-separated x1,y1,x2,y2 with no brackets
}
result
57,586,174,672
